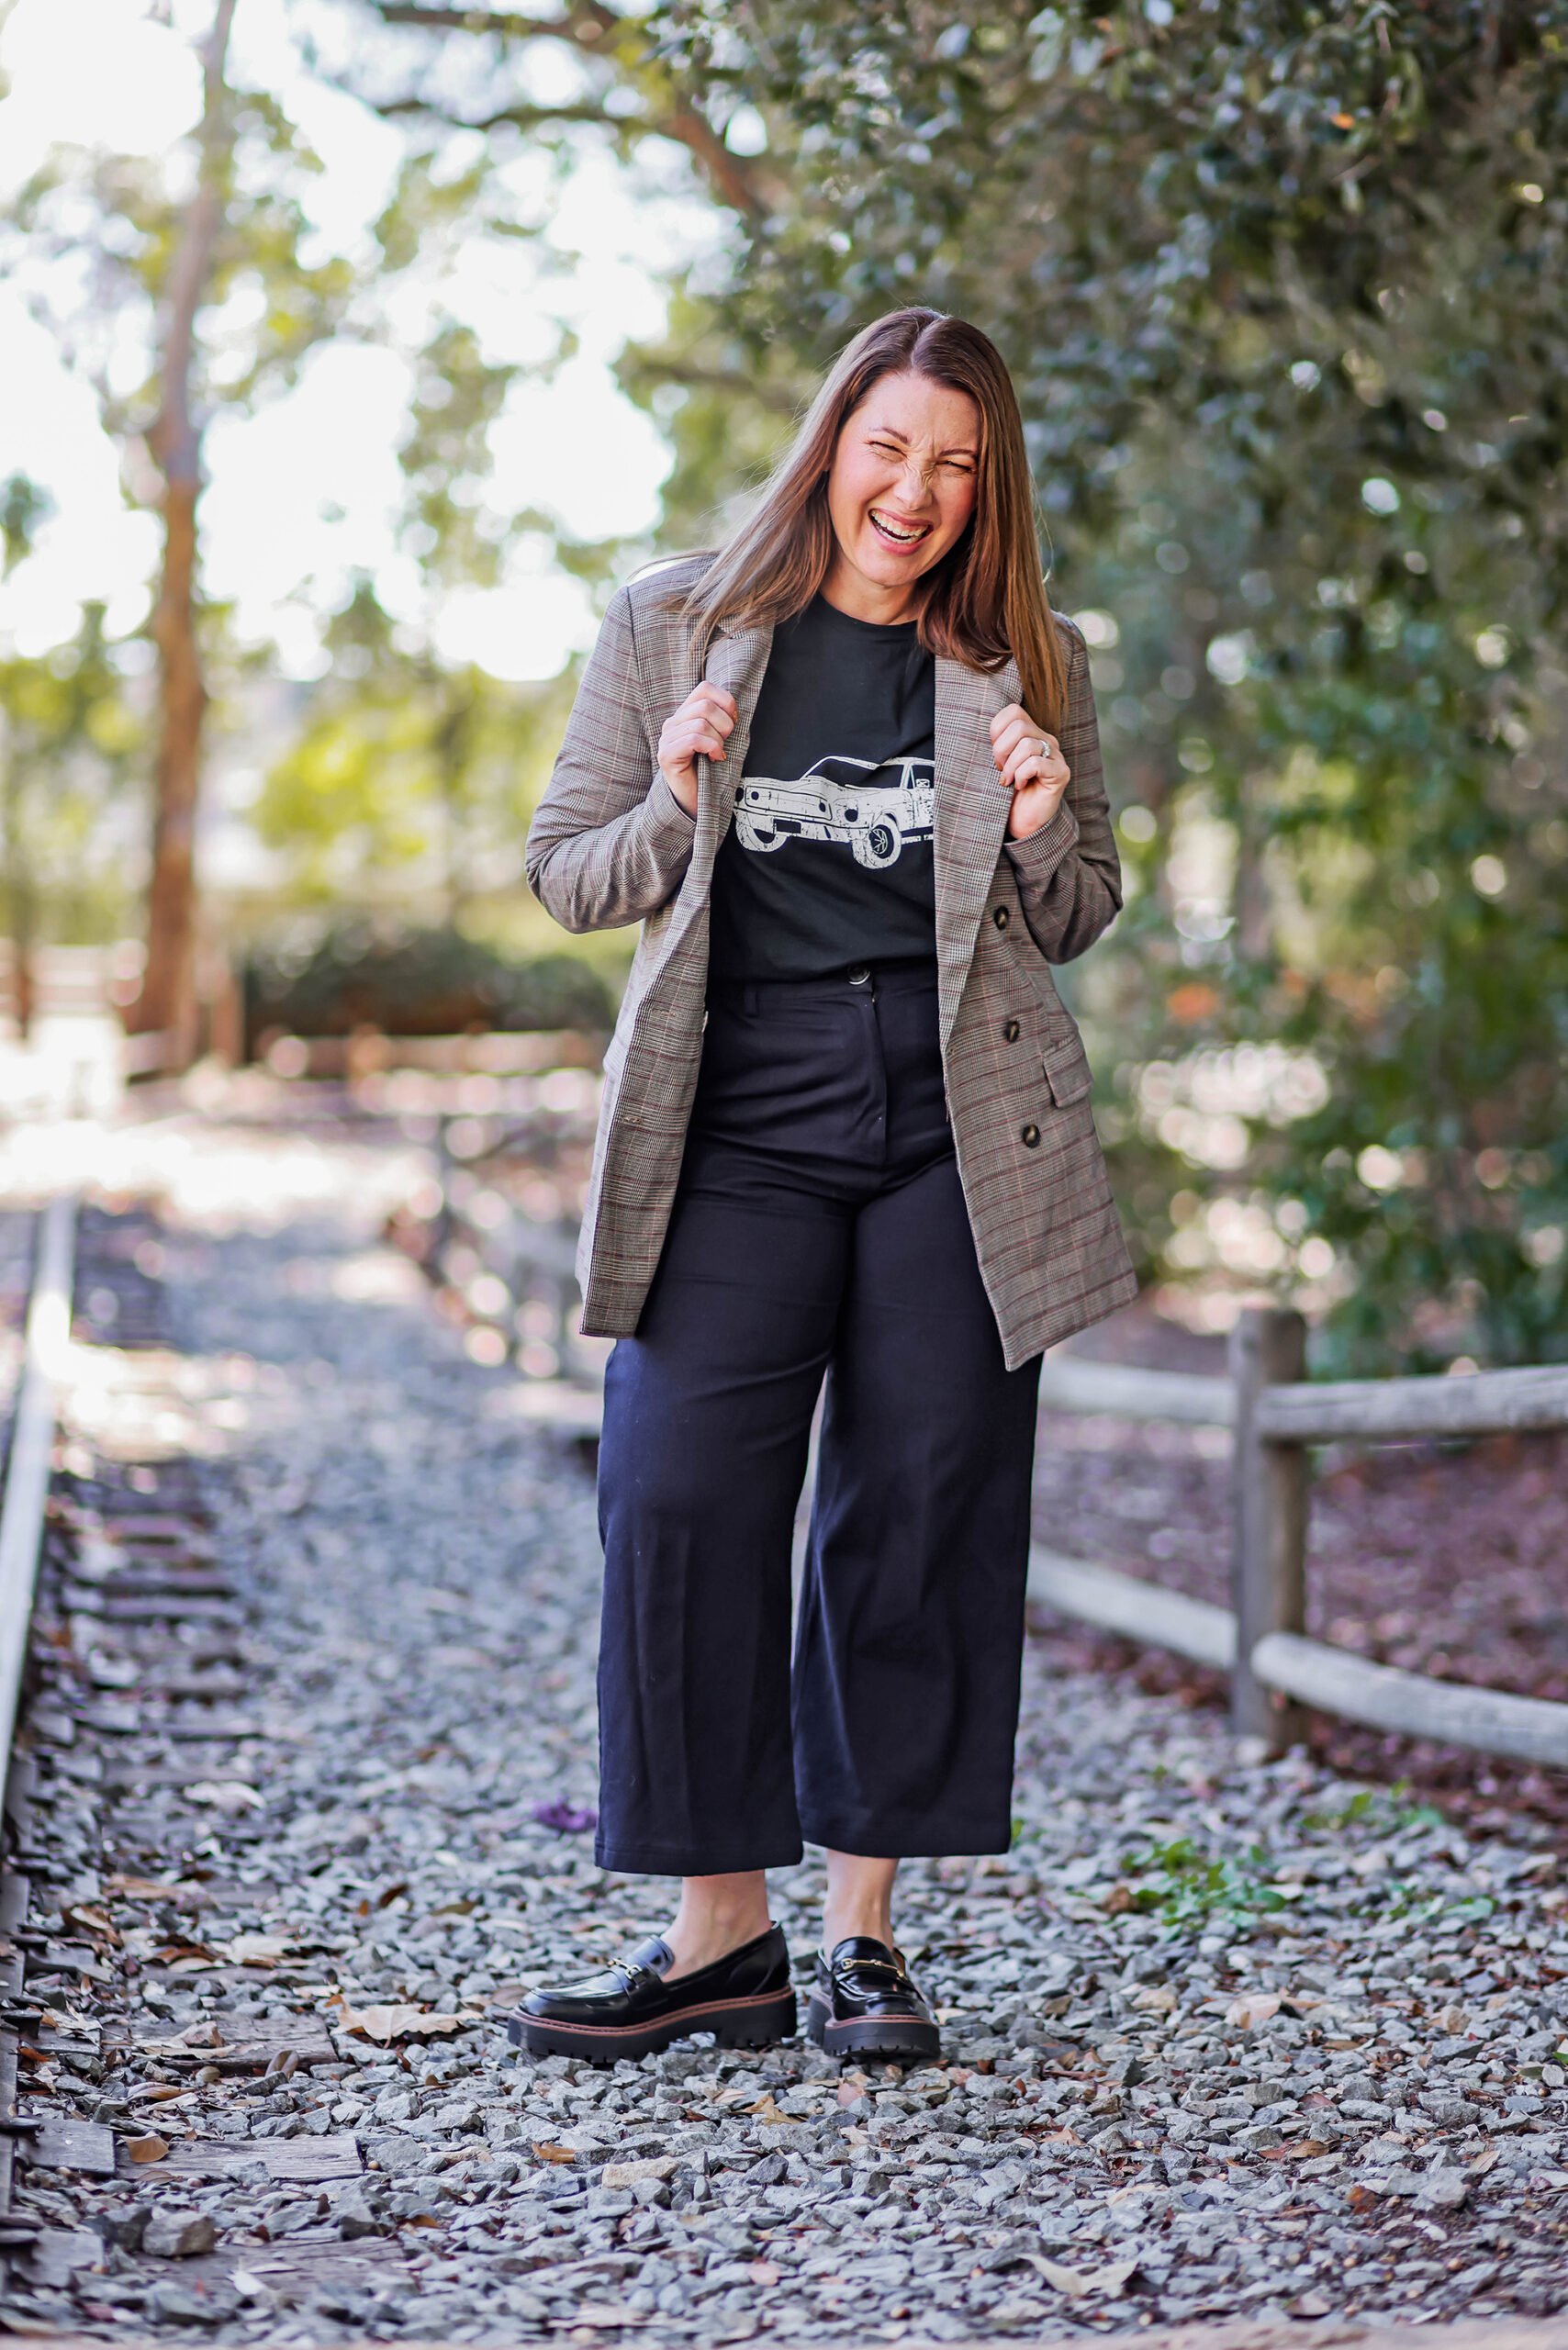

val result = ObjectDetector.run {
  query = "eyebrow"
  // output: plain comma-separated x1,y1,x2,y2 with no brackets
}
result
866,422,979,456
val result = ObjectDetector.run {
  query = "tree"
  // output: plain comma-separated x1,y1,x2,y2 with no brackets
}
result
139,0,237,1058
253,575,574,921
348,1,777,219
0,583,140,1033
6,3,365,1060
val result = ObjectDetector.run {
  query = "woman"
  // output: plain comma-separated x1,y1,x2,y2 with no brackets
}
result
509,308,1137,2065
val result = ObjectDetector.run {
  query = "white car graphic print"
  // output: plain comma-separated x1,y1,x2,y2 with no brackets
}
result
734,755,935,870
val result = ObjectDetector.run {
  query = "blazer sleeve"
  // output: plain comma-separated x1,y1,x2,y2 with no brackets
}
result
524,585,698,934
1002,619,1124,963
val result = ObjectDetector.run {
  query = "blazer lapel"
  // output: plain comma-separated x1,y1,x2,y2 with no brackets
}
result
650,618,774,984
934,650,1021,1050
691,620,774,871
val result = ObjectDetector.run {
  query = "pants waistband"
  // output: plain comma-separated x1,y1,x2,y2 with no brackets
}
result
707,956,937,1014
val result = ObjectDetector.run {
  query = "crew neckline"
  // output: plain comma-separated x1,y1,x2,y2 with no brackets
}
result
809,590,922,640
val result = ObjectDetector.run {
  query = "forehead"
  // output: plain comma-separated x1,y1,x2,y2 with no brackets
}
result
846,369,980,449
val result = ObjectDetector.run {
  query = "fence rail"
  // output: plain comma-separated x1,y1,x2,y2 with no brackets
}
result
426,1112,1568,1774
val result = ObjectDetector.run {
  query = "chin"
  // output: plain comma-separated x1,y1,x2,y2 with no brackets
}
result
860,534,937,581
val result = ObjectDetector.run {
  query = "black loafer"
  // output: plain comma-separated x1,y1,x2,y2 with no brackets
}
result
805,1934,940,2061
505,1922,796,2062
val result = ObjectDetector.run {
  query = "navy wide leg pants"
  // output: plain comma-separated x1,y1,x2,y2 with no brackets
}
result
594,957,1044,1875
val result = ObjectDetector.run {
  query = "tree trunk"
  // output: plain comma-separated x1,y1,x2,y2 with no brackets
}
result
127,0,237,1063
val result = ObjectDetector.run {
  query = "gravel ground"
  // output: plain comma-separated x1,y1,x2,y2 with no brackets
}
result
6,1125,1568,2340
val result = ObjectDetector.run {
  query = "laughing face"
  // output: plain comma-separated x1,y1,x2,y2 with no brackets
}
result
823,369,981,623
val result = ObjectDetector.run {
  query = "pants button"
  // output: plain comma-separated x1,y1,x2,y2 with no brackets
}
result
846,963,871,986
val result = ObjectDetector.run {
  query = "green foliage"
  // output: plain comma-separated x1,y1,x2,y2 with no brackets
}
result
0,593,142,953
244,918,615,1046
254,578,576,912
640,0,1568,1372
1115,1834,1291,1932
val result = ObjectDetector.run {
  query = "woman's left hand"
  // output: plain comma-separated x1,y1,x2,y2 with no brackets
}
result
991,702,1071,841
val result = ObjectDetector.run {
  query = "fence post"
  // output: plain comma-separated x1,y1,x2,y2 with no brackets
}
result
1229,1305,1308,1751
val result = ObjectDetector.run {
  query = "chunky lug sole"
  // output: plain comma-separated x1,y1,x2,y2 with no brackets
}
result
508,1984,797,2064
805,1990,940,2062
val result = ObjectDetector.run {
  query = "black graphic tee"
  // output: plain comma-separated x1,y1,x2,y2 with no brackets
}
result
707,593,937,982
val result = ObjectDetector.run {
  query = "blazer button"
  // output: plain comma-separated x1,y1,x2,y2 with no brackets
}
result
1021,1122,1041,1147
992,905,1010,930
1003,1018,1021,1043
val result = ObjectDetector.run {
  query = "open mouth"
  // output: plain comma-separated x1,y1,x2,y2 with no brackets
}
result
868,508,933,549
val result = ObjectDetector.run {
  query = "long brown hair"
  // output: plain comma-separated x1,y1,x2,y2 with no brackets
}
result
680,307,1067,733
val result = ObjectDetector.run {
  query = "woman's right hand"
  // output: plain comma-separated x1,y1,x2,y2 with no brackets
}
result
657,683,738,817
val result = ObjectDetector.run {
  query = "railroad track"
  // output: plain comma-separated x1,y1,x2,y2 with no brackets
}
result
0,1194,297,2312
0,1194,77,2258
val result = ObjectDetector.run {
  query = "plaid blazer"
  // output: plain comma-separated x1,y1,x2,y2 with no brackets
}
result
524,554,1138,1370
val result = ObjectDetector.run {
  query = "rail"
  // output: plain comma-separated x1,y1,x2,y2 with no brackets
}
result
432,1139,1568,1773
0,1196,78,1792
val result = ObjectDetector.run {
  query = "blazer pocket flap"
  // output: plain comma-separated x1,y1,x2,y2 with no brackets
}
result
1042,1033,1093,1106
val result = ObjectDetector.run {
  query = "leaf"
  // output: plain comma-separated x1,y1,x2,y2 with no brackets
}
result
185,1781,264,1812
1131,1984,1176,2012
1226,1991,1283,2028
124,2133,169,2164
745,2094,791,2125
63,1903,120,1944
221,1932,296,1966
1028,2254,1139,2300
532,2142,580,2165
331,1998,465,2042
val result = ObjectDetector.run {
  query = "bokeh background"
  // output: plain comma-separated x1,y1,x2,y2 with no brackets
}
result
2,0,1564,1377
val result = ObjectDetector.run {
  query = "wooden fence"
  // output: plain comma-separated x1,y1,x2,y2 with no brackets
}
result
429,1118,1568,1773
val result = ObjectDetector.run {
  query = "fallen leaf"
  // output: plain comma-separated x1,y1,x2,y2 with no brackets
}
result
185,1781,263,1813
532,2142,580,2165
745,2094,791,2125
221,1933,295,1965
1100,1881,1134,1913
749,2261,780,2285
600,2157,677,2189
573,2304,644,2329
1029,2255,1138,2300
1260,2138,1331,2161
330,1998,464,2042
63,1903,121,1944
124,2134,169,2164
1226,1991,1283,2028
1131,1985,1176,2013
1347,2183,1379,2210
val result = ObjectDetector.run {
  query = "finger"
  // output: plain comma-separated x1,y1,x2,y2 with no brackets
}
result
668,716,727,753
989,701,1026,741
1000,737,1045,786
691,686,738,719
991,719,1032,769
1005,742,1067,790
